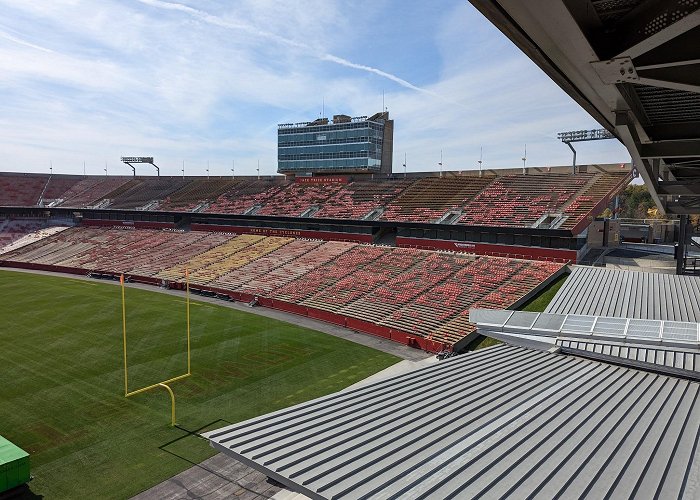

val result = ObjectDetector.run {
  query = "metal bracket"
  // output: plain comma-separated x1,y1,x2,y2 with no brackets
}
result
591,57,639,84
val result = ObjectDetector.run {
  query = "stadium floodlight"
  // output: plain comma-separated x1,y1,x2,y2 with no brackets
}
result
557,129,616,172
121,156,159,177
121,270,191,426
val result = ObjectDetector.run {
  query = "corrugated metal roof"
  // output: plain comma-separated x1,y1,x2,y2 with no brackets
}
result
556,338,700,381
545,266,700,321
205,344,700,499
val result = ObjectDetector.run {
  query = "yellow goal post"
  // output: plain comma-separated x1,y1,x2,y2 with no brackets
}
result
120,270,191,426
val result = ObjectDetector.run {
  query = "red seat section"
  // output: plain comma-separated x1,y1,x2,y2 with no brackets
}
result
460,173,592,227
0,227,564,350
59,177,132,208
107,178,191,209
1,170,629,230
205,179,288,214
381,176,495,222
315,179,413,219
0,173,49,206
157,179,239,212
561,174,629,229
40,176,83,203
255,183,345,217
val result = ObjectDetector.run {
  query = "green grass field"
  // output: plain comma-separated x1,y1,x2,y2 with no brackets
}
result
518,273,568,312
0,270,399,499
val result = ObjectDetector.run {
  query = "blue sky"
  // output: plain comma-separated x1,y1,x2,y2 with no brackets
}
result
0,0,630,177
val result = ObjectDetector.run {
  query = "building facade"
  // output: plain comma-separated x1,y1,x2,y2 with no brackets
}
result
277,112,394,175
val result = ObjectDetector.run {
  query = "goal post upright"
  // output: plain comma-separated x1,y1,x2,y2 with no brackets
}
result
186,268,191,375
121,274,128,397
121,271,192,426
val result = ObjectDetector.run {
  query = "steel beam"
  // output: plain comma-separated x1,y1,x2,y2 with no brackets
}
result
613,6,700,60
639,140,700,159
657,181,700,196
614,111,667,214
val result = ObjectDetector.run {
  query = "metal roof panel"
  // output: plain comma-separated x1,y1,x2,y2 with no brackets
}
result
205,345,700,499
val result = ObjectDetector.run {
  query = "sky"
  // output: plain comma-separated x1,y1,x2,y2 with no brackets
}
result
0,0,631,177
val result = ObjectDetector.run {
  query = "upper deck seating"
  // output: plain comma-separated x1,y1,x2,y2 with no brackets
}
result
381,176,494,222
255,183,344,217
459,173,591,227
205,180,288,214
314,179,413,219
0,174,48,206
59,178,132,208
158,179,239,211
108,178,190,209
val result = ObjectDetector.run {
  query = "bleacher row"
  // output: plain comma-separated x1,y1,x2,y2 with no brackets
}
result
0,227,564,348
0,170,628,231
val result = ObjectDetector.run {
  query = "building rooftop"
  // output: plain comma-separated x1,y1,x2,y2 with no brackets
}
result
545,266,700,322
205,343,700,499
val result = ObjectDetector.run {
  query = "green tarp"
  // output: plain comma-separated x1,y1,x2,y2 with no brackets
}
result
0,435,30,493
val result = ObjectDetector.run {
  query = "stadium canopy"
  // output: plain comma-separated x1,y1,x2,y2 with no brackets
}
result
205,344,700,499
468,0,700,215
470,308,700,379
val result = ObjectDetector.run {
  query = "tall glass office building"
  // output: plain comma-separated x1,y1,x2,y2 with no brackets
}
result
278,112,394,175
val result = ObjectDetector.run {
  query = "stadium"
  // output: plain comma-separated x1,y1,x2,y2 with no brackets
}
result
1,1,699,499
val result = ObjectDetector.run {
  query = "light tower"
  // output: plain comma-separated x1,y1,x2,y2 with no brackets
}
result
521,144,527,174
121,157,158,177
557,128,615,173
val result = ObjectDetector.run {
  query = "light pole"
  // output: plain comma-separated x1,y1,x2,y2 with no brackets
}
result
257,159,260,180
478,146,483,176
231,159,235,180
403,153,407,178
50,160,53,175
438,150,443,178
206,160,210,180
104,161,108,176
181,160,185,179
521,144,527,174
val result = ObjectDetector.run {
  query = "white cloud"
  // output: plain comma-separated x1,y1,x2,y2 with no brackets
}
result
0,0,629,176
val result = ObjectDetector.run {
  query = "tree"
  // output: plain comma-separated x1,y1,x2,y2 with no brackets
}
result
599,207,612,218
618,184,657,219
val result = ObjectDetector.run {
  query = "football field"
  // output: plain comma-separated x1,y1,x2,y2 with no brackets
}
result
0,270,399,499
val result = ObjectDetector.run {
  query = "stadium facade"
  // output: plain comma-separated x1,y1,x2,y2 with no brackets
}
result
277,111,394,175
